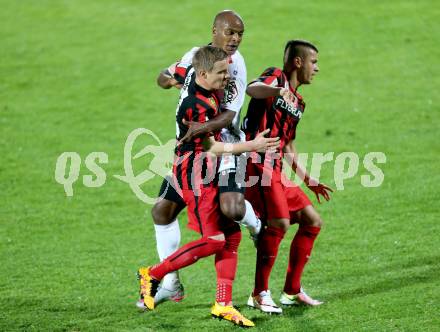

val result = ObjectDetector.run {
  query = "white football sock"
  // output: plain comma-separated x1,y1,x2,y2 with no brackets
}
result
154,219,181,289
237,200,262,236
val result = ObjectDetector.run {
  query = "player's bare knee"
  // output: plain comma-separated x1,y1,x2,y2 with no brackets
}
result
220,200,245,221
302,206,323,228
228,206,246,221
151,202,171,225
311,215,323,228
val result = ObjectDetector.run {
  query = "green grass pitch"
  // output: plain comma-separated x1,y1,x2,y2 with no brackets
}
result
1,0,439,331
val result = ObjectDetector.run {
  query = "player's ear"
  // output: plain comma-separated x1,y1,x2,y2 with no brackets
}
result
294,56,302,68
212,26,217,36
199,69,208,79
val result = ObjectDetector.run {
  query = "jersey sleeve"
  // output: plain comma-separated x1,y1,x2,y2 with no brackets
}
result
250,67,284,88
220,53,247,113
173,62,193,85
166,47,199,84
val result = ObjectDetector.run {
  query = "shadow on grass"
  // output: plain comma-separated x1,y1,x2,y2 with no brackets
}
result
247,307,324,331
326,255,439,301
279,304,310,318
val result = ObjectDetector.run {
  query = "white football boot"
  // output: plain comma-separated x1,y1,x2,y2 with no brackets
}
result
247,290,282,314
136,283,185,309
280,288,323,306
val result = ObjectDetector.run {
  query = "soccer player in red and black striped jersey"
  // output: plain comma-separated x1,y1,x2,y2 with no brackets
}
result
138,46,278,327
150,10,262,306
243,40,333,313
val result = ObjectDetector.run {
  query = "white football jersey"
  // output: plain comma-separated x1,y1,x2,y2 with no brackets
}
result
168,46,247,143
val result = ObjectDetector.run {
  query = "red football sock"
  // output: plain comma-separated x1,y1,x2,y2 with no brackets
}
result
254,226,286,295
216,280,233,306
150,236,225,281
284,225,320,295
215,227,241,305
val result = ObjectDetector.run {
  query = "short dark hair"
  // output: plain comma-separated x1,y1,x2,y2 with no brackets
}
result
283,39,318,70
193,46,228,73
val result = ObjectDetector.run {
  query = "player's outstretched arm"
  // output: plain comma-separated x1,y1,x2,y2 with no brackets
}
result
246,82,281,98
207,129,279,156
283,141,333,203
246,82,294,103
179,111,235,143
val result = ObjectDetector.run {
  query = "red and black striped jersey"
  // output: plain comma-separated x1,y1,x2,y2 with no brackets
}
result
173,64,221,191
242,67,306,163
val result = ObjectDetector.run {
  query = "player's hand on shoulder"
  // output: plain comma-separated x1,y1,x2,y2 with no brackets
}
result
279,87,294,104
306,178,333,203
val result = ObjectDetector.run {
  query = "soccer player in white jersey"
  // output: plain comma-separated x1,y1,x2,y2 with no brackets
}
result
138,10,262,307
